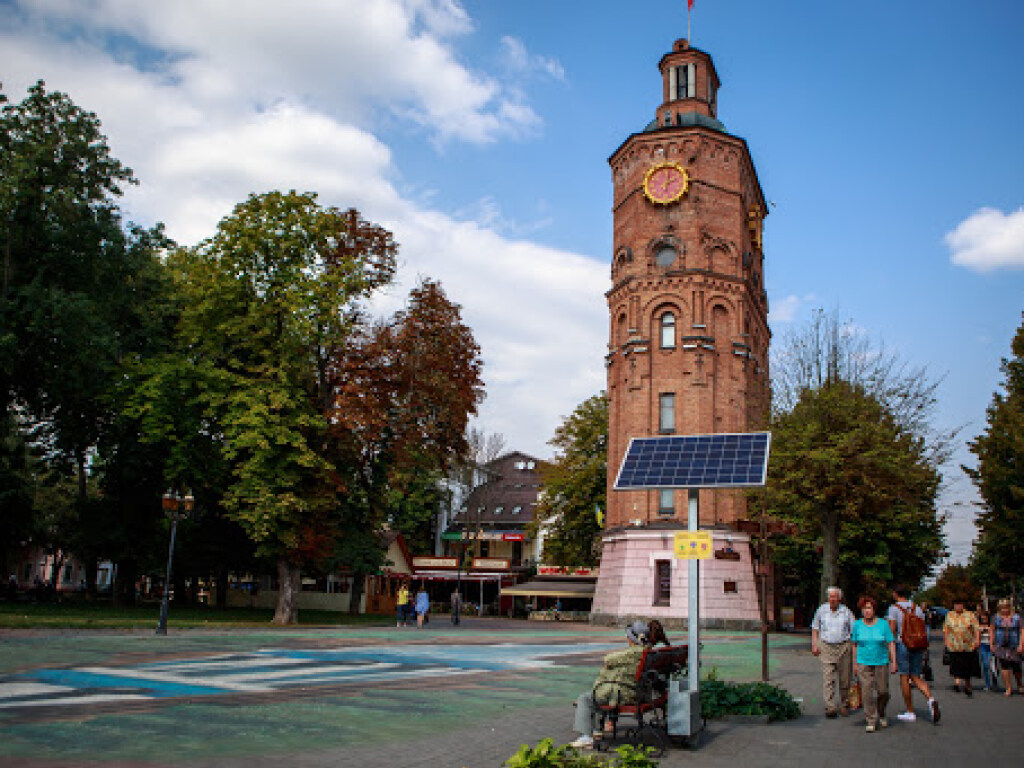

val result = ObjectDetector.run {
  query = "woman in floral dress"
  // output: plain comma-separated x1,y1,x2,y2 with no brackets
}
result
943,598,981,696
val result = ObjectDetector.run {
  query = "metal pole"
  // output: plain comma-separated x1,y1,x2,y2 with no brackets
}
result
760,505,769,682
688,488,699,693
454,541,462,625
155,514,178,636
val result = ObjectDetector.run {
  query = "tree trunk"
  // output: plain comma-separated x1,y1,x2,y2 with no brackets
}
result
85,559,97,599
216,565,229,610
820,508,839,603
114,558,138,607
348,570,365,615
272,558,300,624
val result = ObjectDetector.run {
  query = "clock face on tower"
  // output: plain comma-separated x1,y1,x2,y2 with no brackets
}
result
643,162,689,205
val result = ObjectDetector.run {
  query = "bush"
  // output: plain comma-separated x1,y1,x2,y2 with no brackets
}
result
699,679,801,722
504,739,659,768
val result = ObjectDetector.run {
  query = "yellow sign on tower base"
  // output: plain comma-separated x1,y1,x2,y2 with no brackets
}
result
674,531,712,560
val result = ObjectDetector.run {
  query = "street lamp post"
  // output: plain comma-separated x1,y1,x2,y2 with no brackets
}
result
156,490,194,636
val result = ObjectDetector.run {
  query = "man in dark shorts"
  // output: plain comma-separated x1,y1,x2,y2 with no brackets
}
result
887,585,940,724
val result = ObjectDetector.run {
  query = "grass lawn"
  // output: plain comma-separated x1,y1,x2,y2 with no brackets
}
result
0,599,394,630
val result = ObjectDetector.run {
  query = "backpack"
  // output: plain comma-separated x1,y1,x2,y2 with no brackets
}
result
897,602,929,651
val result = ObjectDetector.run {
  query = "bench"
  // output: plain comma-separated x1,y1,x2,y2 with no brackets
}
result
594,644,689,757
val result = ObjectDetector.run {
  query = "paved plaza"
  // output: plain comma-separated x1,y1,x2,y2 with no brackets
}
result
1,619,1021,767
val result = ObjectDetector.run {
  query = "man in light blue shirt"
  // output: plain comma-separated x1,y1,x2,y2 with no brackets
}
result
811,586,855,717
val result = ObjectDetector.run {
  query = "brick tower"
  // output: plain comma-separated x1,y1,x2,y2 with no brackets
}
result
591,38,770,628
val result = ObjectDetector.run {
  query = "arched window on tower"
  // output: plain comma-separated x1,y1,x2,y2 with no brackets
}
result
660,312,676,349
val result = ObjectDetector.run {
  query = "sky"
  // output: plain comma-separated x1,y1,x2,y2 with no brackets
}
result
3,0,1022,566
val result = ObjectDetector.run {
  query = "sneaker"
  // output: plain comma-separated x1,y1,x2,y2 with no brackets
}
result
570,735,594,749
825,710,838,719
897,711,917,722
865,723,877,733
879,718,889,729
929,698,940,724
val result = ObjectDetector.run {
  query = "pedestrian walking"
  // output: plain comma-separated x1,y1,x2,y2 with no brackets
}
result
450,589,462,626
415,585,430,628
943,598,981,696
978,611,996,691
396,582,410,628
992,598,1023,696
851,595,896,733
887,585,940,723
810,586,855,718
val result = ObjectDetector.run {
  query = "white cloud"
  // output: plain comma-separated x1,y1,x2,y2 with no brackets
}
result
947,206,1024,273
500,36,566,81
768,293,818,325
0,0,605,457
4,0,538,145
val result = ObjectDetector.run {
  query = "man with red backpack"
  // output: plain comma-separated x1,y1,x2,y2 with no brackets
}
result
887,585,941,724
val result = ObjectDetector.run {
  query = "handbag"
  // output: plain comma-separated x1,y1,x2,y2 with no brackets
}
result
848,683,861,710
923,655,934,681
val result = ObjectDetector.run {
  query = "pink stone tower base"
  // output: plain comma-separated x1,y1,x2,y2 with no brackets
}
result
590,527,763,630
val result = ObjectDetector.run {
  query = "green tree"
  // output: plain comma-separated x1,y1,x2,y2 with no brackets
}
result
1,81,172,585
531,393,608,566
160,191,397,623
966,312,1024,596
767,312,951,604
928,563,980,608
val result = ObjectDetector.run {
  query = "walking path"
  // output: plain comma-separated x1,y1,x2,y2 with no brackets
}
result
1,620,1020,767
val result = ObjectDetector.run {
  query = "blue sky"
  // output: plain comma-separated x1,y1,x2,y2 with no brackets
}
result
4,0,1022,565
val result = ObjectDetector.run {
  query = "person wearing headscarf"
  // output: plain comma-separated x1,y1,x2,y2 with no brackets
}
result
570,620,650,749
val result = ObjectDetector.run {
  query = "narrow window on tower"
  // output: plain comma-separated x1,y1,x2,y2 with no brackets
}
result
659,393,676,433
658,488,675,516
654,560,671,605
660,312,676,349
675,64,695,99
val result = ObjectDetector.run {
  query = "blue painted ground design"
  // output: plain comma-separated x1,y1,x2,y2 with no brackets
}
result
0,643,617,712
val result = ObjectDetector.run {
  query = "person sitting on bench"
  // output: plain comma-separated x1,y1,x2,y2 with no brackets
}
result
570,620,650,749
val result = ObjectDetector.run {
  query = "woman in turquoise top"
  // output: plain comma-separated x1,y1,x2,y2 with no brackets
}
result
851,595,896,732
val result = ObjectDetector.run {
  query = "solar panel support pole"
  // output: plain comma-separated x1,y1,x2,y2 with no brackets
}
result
687,488,700,696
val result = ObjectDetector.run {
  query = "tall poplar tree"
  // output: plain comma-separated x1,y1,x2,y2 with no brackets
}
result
966,312,1024,594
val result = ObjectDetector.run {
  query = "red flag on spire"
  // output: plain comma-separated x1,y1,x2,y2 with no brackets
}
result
688,0,694,9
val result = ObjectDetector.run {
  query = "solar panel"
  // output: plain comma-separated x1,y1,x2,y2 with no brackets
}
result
613,432,771,490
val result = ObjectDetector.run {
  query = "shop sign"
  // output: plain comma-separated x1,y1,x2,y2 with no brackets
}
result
537,565,599,577
471,558,510,571
440,531,525,542
411,557,458,569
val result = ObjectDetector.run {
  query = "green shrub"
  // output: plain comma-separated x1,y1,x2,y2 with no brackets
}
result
699,679,801,722
504,738,659,768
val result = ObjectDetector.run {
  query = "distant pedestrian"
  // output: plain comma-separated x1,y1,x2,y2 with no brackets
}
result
943,598,981,696
977,611,996,691
415,585,430,628
450,589,462,626
888,585,940,723
852,595,896,732
811,586,854,718
992,598,1023,696
396,582,410,628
